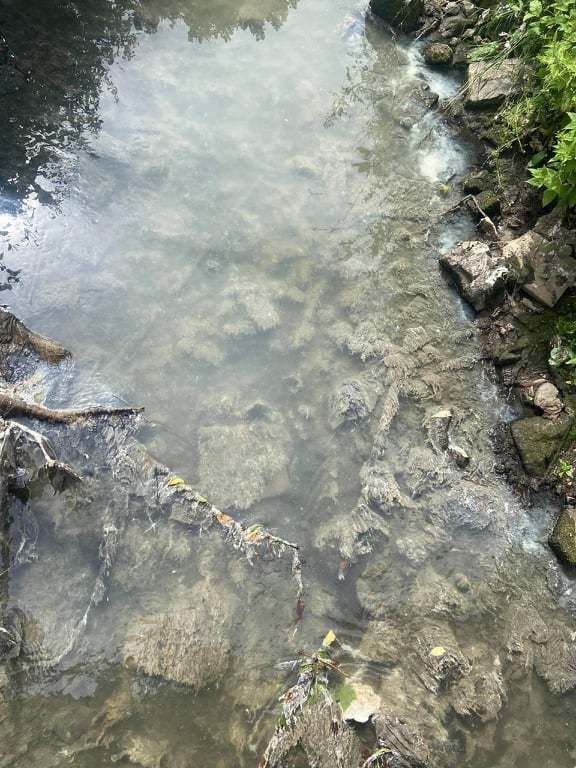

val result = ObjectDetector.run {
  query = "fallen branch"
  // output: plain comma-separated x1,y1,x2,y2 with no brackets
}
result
0,392,143,423
440,194,500,241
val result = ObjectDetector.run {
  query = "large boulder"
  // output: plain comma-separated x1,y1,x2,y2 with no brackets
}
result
369,0,424,32
511,413,572,477
550,507,576,566
466,59,524,109
439,240,510,311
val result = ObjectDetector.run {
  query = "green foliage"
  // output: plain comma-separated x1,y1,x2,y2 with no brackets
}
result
549,317,576,369
472,0,576,207
556,458,574,479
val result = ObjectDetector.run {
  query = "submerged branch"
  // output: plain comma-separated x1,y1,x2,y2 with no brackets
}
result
0,392,143,423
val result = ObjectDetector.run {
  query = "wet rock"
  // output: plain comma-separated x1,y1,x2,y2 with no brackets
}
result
474,190,500,217
341,678,382,724
549,507,576,566
511,413,572,477
466,59,524,109
444,1,461,15
112,734,169,767
426,408,452,452
329,380,371,429
462,169,493,194
450,669,506,722
439,241,510,311
423,43,453,66
533,382,563,420
198,421,291,510
369,0,424,32
122,599,231,689
415,632,470,693
448,445,470,468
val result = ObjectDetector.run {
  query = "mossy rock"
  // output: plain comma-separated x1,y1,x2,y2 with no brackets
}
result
550,507,576,566
423,43,453,66
475,190,500,217
511,413,572,477
463,170,493,195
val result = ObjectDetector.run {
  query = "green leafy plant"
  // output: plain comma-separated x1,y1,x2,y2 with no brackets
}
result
556,458,574,479
471,0,576,208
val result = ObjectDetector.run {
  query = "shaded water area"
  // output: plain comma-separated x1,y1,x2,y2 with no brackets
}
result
1,1,576,766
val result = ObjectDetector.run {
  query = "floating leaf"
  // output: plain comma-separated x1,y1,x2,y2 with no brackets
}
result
168,476,185,487
322,629,337,648
334,682,357,712
430,646,446,657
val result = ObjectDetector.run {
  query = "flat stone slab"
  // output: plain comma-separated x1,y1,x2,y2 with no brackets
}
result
198,420,291,510
466,59,524,109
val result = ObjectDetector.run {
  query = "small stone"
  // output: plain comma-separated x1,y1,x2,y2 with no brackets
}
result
460,0,475,15
550,507,576,566
449,445,470,468
521,242,576,309
423,42,453,66
533,382,563,420
444,1,461,14
511,413,572,477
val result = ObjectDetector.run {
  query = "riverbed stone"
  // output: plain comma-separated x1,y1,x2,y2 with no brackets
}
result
423,43,453,66
549,507,576,566
439,241,510,311
511,413,572,477
122,599,231,689
450,669,506,722
466,59,524,109
533,382,563,420
369,0,424,32
329,380,374,429
197,421,291,510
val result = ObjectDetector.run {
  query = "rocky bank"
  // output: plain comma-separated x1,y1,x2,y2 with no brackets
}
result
370,0,576,566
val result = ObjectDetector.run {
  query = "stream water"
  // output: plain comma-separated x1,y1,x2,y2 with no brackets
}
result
1,1,576,766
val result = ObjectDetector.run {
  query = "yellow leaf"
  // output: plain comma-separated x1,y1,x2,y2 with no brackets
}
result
430,646,446,657
322,630,337,648
167,476,185,487
193,494,208,504
215,510,234,527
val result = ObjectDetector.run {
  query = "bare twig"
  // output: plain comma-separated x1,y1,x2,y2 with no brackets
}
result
440,194,500,241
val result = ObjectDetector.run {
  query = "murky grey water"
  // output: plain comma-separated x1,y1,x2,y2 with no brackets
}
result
1,1,576,766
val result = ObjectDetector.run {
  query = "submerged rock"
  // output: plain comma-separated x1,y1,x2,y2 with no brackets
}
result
439,241,510,311
198,421,291,510
329,380,373,429
466,59,525,109
549,507,576,566
511,413,572,477
122,600,231,689
369,0,424,32
450,669,506,722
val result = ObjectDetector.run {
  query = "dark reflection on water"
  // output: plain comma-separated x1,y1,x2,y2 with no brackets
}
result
0,0,297,201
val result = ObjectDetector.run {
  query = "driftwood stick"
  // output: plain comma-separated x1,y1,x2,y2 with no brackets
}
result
0,392,143,423
441,194,500,241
